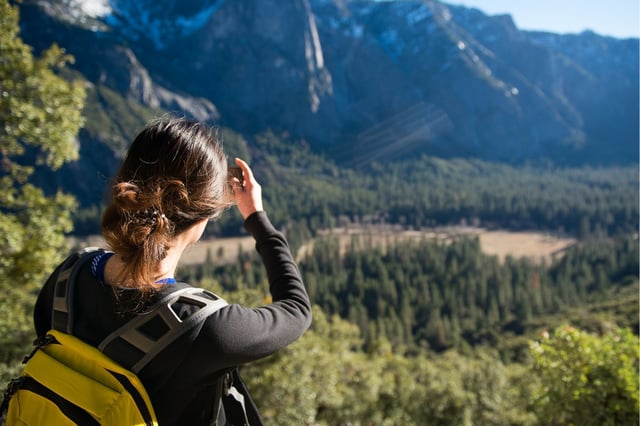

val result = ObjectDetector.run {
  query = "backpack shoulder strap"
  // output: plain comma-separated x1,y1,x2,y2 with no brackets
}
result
99,287,228,374
52,247,228,374
52,247,105,333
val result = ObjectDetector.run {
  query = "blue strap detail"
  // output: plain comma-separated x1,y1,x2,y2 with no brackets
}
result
90,252,114,284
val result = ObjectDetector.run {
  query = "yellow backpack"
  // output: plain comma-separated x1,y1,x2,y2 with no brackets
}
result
1,248,227,425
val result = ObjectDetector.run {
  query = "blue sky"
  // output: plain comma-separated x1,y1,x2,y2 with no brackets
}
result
77,0,640,39
447,0,640,39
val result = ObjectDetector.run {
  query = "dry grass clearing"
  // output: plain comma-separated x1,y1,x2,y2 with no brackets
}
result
182,236,256,265
476,230,576,263
68,234,256,266
69,226,576,267
297,226,576,265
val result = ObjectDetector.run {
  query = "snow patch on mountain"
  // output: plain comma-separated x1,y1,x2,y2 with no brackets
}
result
75,0,110,17
34,0,111,29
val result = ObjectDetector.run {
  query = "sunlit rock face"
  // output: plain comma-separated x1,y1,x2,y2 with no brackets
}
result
22,0,640,167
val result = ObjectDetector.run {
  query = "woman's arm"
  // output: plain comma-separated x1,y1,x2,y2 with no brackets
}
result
195,159,312,366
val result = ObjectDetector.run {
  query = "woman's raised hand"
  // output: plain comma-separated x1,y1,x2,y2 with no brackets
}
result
231,157,264,219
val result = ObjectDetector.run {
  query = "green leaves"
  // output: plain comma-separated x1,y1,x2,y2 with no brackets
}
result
0,0,84,287
240,306,538,425
241,300,638,425
530,326,639,425
0,0,85,380
0,2,85,178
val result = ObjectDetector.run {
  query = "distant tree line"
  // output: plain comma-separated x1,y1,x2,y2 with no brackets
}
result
72,130,638,241
253,133,638,242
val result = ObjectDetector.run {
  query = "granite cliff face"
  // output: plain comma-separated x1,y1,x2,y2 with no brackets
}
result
19,0,639,169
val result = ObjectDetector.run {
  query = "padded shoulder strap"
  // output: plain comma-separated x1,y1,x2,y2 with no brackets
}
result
99,287,228,374
52,247,228,375
52,247,105,333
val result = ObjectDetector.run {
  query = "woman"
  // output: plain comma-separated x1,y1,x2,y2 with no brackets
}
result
33,116,312,424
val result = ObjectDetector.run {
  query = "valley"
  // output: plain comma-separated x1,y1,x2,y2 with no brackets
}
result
69,226,576,267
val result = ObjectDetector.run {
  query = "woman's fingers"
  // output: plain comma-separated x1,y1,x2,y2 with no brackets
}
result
232,157,263,219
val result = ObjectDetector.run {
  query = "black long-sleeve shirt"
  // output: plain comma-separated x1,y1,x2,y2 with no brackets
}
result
34,211,312,425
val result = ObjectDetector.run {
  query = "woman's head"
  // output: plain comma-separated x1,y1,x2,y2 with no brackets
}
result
102,115,231,289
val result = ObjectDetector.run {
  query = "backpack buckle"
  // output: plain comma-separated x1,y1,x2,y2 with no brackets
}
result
22,334,56,364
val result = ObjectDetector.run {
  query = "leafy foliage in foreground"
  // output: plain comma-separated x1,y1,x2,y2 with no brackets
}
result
207,295,636,426
0,0,84,377
241,307,535,425
0,0,84,288
530,326,639,426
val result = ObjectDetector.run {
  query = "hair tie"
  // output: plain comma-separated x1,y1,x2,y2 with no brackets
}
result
131,208,166,228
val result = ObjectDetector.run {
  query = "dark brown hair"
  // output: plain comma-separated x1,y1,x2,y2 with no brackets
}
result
101,115,231,291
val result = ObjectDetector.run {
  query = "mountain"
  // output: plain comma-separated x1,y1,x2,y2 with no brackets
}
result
15,0,639,204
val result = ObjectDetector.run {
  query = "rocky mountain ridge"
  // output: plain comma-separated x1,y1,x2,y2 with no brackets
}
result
16,0,639,203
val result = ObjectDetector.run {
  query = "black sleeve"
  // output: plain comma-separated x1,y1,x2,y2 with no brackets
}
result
195,211,312,366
